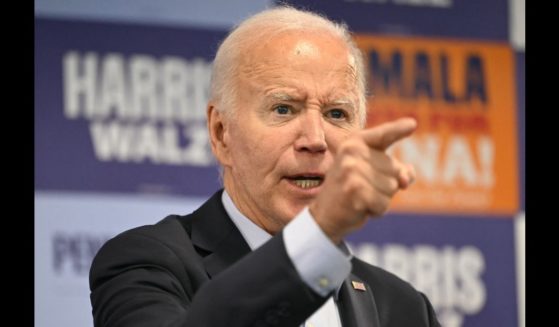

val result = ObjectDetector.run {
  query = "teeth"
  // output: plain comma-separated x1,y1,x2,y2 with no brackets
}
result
293,179,321,189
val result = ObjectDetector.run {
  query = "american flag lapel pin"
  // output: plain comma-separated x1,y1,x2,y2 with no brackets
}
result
351,281,366,291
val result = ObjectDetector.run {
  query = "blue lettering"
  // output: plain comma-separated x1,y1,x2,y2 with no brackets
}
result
465,55,487,104
369,51,404,97
52,233,110,275
413,52,434,99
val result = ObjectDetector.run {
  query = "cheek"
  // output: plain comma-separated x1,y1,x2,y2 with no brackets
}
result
229,129,277,172
326,127,354,153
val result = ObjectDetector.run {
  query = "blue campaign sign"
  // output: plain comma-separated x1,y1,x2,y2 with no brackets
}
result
346,213,518,327
35,18,227,196
276,0,509,41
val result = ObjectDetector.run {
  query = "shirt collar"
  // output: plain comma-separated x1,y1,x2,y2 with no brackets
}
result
221,190,272,251
222,190,353,300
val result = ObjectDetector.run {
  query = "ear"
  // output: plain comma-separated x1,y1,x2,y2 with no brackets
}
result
207,102,232,167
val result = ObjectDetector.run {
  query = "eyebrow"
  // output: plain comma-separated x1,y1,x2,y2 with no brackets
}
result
330,99,353,106
268,92,297,101
266,91,356,110
268,92,353,105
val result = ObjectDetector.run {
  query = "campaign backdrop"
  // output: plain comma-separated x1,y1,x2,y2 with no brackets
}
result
35,1,524,326
35,18,225,196
356,34,518,215
347,213,518,327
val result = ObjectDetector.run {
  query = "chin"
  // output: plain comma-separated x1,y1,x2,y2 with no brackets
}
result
282,201,308,220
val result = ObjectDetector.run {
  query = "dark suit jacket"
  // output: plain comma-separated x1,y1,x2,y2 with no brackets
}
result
90,190,440,327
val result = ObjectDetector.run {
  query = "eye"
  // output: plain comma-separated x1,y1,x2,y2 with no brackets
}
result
273,104,292,115
326,109,347,120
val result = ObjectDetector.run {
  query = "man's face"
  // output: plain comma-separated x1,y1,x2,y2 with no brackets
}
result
215,31,362,233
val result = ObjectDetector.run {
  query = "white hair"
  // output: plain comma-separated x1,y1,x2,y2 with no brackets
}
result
209,6,368,126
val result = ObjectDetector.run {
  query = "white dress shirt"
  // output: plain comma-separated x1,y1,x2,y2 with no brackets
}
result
222,191,351,327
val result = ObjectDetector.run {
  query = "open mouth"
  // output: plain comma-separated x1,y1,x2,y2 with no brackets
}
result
286,175,324,189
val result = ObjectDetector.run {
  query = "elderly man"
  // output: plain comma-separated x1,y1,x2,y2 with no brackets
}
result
90,6,440,327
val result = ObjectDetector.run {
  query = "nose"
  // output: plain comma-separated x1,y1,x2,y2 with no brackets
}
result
294,110,327,153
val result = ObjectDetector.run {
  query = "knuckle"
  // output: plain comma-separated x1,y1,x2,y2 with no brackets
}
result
342,175,361,194
339,157,358,174
369,196,390,216
388,178,399,194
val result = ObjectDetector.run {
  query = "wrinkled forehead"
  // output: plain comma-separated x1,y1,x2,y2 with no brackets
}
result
267,31,350,61
238,31,358,83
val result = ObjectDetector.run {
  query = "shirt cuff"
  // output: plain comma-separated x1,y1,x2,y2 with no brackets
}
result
283,207,352,297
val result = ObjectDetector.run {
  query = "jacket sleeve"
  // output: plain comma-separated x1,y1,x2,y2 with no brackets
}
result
420,292,441,327
89,225,327,327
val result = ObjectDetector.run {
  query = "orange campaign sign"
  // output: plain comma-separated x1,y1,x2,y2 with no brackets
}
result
354,35,519,216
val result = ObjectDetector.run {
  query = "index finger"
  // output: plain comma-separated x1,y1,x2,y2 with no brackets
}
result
361,117,417,151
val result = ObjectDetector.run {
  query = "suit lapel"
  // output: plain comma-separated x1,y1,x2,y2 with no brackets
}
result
186,190,383,326
187,190,252,278
337,272,381,327
202,226,251,277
